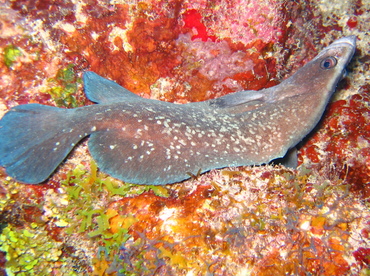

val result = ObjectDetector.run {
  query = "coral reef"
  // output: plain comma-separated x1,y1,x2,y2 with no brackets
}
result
0,0,369,275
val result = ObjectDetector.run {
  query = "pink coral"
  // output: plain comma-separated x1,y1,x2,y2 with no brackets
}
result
177,34,254,92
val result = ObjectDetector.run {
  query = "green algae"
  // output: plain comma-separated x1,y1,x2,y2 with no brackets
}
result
0,156,170,273
57,159,169,270
3,45,22,68
0,225,63,275
46,64,82,108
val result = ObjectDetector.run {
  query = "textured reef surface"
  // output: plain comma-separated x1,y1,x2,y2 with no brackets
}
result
0,0,369,275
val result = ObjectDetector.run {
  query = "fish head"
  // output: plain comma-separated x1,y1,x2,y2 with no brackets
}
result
294,35,356,96
255,36,357,160
311,36,356,92
282,36,356,100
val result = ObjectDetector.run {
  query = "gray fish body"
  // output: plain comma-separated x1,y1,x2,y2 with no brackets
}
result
0,36,356,185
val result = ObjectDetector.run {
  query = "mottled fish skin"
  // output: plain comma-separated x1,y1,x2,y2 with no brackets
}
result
0,36,356,185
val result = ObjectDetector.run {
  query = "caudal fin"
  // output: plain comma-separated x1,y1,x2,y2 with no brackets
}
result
0,104,87,184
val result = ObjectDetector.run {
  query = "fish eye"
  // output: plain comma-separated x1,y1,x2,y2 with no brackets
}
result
320,56,337,69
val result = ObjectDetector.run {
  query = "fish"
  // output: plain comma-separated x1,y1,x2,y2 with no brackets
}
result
0,36,356,185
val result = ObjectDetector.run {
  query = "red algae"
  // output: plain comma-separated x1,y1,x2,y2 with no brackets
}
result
57,3,284,102
1,0,320,105
0,37,54,106
182,9,217,42
353,247,370,266
108,184,214,242
299,85,370,201
346,16,358,29
59,4,186,98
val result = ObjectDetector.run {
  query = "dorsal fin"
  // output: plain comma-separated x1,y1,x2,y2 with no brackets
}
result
207,89,273,113
83,71,141,104
209,90,266,108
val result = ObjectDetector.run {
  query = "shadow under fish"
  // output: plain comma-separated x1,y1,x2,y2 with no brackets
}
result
0,36,356,185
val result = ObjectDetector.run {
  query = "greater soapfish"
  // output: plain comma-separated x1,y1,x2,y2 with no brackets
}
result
0,36,356,185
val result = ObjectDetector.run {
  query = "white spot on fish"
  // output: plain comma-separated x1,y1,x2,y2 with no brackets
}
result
178,139,187,146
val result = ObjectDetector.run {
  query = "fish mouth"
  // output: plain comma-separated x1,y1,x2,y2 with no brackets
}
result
331,35,356,48
316,36,357,63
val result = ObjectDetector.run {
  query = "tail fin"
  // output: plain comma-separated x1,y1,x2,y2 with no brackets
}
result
0,104,87,184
